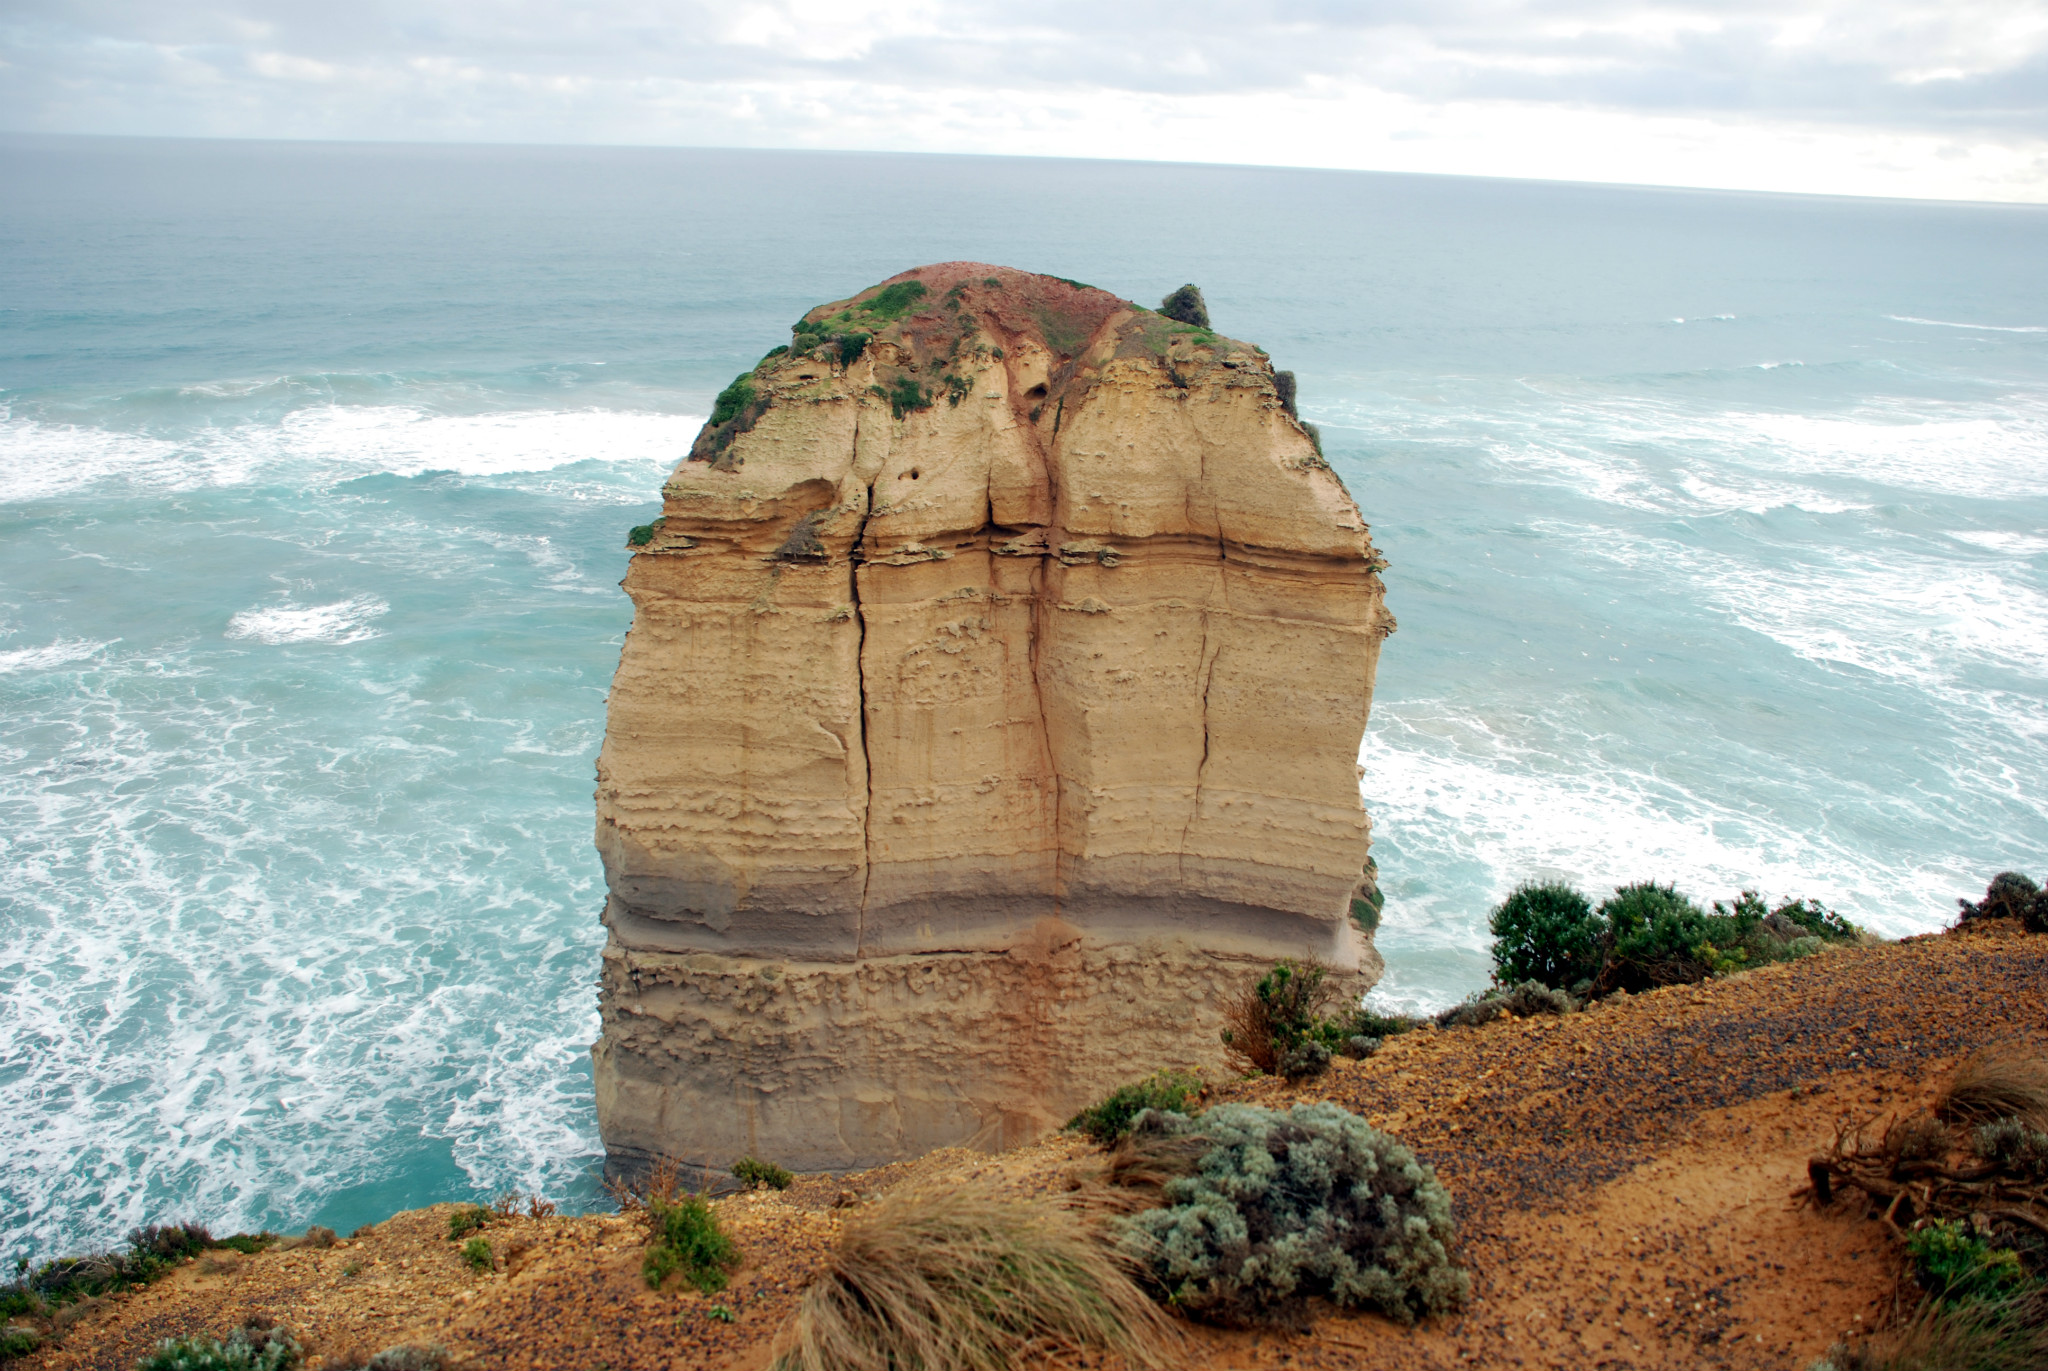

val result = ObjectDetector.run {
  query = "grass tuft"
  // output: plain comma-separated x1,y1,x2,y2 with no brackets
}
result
772,1180,1179,1371
1939,1045,2048,1130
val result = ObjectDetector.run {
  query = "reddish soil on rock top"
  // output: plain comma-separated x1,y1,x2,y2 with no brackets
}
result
23,923,2046,1371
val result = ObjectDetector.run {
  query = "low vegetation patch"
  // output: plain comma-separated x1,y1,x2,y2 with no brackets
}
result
0,1220,284,1334
1158,284,1209,328
1435,979,1576,1029
1219,956,1420,1075
444,1206,493,1241
731,1156,794,1191
642,1195,738,1293
1488,878,1860,998
1068,1070,1203,1145
458,1237,491,1272
626,516,663,548
1112,1102,1469,1328
136,1320,300,1371
1957,871,2048,933
771,1179,1178,1371
1808,1045,2048,1367
871,375,930,419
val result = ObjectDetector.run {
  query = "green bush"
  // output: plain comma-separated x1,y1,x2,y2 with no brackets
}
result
872,375,930,419
1436,980,1575,1029
835,332,871,365
627,516,664,548
1114,1103,1468,1326
709,374,755,428
1272,370,1298,417
1221,959,1343,1079
445,1206,492,1241
1489,882,1603,990
136,1323,300,1371
1,1326,39,1359
860,281,928,321
731,1156,794,1191
642,1196,738,1293
1158,284,1209,328
1909,1220,2030,1304
208,1233,276,1256
459,1238,490,1273
1068,1070,1203,1145
1959,872,2048,932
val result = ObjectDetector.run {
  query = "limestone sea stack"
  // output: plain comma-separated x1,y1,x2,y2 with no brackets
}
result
592,264,1396,1180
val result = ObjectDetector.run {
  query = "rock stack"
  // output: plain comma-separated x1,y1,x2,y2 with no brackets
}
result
592,264,1395,1180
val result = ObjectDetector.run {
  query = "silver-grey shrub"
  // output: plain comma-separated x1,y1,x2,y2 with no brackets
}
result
1113,1102,1469,1326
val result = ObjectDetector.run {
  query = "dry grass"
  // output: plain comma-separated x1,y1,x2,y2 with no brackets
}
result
770,1179,1182,1371
1826,1295,2048,1371
1937,1044,2048,1130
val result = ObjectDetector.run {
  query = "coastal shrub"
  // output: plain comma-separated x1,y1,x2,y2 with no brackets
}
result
10,1221,221,1311
1958,872,2048,933
1938,1045,2048,1130
731,1156,794,1191
212,1232,279,1255
1435,980,1576,1030
459,1238,490,1272
642,1195,738,1293
835,332,871,365
1220,958,1342,1079
1158,285,1210,328
772,513,826,562
1068,1070,1203,1145
1909,1220,2030,1304
943,371,973,407
1272,370,1298,417
859,280,928,322
872,375,930,419
1113,1103,1469,1327
0,1325,38,1358
445,1206,492,1241
709,374,756,428
1489,882,1604,991
360,1346,449,1371
771,1178,1178,1371
1975,1120,2048,1177
627,520,661,547
136,1322,300,1371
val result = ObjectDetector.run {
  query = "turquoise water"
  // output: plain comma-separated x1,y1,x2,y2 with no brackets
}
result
4,134,2045,1260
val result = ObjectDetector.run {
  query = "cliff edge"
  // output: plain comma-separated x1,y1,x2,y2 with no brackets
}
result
591,264,1395,1178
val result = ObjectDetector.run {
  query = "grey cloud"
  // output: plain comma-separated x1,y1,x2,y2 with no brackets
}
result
4,0,2046,138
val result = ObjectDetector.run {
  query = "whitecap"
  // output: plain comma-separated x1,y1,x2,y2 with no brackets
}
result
0,638,113,674
1887,315,2048,334
0,405,701,505
225,595,389,645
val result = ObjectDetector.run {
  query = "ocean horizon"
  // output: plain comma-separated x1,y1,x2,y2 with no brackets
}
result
4,132,2045,1261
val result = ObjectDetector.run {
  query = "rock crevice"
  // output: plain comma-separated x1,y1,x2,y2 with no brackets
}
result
592,264,1394,1178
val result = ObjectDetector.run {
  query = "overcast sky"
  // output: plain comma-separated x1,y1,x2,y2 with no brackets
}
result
5,1,2048,201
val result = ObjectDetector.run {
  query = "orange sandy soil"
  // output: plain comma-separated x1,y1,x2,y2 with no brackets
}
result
20,922,2045,1371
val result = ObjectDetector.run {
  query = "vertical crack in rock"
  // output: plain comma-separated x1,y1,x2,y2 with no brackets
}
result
592,263,1392,1183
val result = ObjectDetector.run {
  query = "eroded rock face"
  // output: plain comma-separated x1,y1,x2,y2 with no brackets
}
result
593,264,1395,1178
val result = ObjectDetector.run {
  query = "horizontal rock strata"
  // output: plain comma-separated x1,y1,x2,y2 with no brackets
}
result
593,263,1395,1178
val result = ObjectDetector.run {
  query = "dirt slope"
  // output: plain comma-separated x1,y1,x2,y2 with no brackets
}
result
22,923,2044,1371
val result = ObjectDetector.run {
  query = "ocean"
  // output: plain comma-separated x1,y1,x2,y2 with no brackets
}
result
3,134,2044,1260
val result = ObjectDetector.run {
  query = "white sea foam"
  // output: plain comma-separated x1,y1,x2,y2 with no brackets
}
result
0,404,700,505
226,595,389,645
0,638,112,673
1888,315,2048,334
